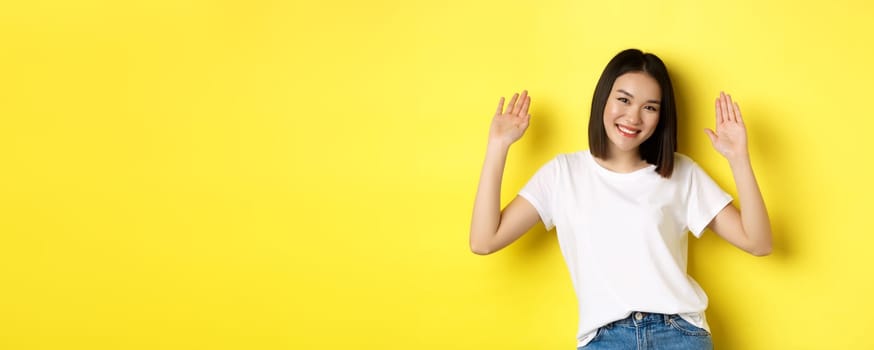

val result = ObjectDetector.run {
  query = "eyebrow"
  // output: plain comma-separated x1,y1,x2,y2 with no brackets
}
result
617,89,661,104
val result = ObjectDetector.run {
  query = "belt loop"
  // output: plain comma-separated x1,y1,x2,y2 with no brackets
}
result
663,314,671,325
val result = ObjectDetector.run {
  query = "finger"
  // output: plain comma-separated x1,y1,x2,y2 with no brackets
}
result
513,90,528,115
506,93,519,115
719,92,729,124
520,114,530,130
715,97,724,126
725,93,737,123
733,101,744,125
495,97,505,115
704,128,717,145
520,95,531,117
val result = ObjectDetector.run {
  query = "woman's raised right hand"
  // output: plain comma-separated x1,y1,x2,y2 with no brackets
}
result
489,90,531,147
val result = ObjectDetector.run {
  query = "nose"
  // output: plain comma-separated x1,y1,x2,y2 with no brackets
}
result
626,108,642,125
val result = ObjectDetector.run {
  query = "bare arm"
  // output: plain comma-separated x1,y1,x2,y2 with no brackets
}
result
469,91,542,255
705,92,773,256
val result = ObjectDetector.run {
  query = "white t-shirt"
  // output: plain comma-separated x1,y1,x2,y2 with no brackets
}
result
518,150,732,348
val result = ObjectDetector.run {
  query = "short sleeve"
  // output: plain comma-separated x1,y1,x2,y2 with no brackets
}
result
685,160,733,238
518,156,560,231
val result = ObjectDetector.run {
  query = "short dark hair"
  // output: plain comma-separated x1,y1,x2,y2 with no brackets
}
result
588,48,677,178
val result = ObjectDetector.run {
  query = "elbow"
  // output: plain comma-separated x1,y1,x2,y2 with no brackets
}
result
469,235,495,255
749,243,773,257
470,242,494,255
742,227,773,256
751,247,772,257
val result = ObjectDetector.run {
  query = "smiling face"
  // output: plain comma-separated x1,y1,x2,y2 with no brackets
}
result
602,71,662,157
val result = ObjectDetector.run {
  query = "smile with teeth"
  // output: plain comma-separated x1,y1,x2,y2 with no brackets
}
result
616,124,641,137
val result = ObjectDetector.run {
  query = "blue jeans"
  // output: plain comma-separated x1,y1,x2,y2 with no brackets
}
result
577,312,713,350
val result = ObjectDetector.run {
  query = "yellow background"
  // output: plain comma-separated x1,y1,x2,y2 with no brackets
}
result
1,0,872,349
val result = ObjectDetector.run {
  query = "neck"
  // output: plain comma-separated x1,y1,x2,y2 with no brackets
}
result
595,148,649,173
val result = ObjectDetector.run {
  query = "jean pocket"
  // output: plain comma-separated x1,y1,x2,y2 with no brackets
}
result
579,325,608,349
667,315,710,337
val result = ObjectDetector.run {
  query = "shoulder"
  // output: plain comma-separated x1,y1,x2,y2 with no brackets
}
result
533,150,591,176
667,152,707,183
557,150,593,171
672,152,703,173
673,152,696,167
564,150,593,164
541,150,589,166
670,152,721,185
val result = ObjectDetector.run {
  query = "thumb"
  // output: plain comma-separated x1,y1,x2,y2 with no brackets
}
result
703,128,717,145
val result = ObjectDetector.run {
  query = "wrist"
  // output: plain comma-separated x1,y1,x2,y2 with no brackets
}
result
727,152,752,169
487,138,513,151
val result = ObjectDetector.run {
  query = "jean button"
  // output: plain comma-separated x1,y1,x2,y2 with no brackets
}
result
634,312,643,320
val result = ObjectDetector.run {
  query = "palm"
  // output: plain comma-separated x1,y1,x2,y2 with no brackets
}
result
490,90,531,146
706,92,748,160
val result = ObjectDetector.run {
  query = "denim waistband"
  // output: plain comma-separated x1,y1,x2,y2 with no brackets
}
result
606,311,675,329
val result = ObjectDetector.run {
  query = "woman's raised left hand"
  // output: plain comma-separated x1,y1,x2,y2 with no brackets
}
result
705,92,749,163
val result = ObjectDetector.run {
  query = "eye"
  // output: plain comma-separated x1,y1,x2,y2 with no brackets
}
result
644,105,658,112
617,97,629,104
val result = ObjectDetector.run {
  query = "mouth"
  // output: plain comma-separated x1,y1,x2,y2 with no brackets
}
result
616,124,641,138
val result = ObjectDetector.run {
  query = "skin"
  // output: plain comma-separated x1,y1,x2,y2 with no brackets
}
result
469,77,773,256
596,72,662,173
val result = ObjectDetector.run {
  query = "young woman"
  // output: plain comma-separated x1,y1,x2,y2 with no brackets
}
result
469,49,772,350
